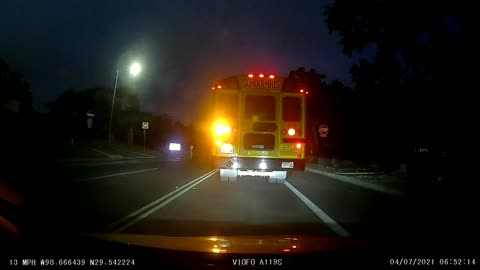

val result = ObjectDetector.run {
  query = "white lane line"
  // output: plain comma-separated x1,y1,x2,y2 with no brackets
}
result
91,148,119,159
77,168,159,182
306,167,405,196
103,169,218,233
113,170,217,233
129,151,155,158
284,181,351,237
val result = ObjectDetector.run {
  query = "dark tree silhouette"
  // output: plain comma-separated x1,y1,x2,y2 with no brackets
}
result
325,0,478,185
286,67,352,160
46,86,142,144
0,58,32,114
325,0,478,165
46,86,188,149
0,58,34,155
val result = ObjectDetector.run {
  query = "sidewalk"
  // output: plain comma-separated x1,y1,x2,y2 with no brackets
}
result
103,143,160,158
305,157,409,196
57,141,163,165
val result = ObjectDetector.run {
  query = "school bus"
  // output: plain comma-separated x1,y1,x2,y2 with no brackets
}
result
210,73,307,183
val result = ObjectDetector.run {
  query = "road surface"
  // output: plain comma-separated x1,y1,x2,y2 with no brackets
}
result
4,154,478,268
39,157,424,239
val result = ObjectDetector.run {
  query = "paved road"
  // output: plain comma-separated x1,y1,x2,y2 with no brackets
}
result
4,154,478,268
42,157,424,240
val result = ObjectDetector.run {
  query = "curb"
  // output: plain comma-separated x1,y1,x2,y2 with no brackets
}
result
305,166,407,197
57,157,163,167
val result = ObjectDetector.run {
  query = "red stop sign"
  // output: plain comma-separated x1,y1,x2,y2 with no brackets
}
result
319,124,329,137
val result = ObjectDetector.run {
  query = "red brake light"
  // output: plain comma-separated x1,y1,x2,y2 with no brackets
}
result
269,75,275,79
217,85,222,89
288,128,295,136
259,74,264,78
248,74,254,78
300,89,304,93
296,143,302,149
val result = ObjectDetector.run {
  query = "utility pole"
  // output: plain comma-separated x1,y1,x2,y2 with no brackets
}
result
108,69,119,144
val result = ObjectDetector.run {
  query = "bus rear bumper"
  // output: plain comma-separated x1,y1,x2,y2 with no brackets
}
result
220,168,287,180
213,157,305,171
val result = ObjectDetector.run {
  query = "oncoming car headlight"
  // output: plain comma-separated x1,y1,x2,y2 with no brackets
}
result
169,143,181,151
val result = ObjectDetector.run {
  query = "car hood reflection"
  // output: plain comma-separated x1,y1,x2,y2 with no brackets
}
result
87,234,367,254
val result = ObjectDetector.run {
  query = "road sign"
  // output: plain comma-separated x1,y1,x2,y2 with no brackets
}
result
87,118,93,129
319,124,329,138
142,122,149,129
86,113,95,129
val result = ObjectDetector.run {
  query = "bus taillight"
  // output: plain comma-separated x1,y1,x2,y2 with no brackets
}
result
296,143,302,149
287,128,295,136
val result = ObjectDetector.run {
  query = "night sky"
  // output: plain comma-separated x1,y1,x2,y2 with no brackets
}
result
1,0,363,124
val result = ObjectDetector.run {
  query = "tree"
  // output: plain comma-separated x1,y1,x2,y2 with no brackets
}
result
46,85,187,148
46,86,141,143
0,58,32,114
324,0,477,164
287,67,352,159
0,58,34,158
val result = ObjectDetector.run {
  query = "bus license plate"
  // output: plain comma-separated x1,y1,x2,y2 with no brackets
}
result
281,162,294,168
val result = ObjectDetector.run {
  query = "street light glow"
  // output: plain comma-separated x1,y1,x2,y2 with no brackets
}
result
129,62,142,77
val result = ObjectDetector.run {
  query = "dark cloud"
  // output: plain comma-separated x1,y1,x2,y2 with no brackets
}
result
1,0,355,124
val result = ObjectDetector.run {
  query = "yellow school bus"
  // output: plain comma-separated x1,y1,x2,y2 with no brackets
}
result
210,73,307,183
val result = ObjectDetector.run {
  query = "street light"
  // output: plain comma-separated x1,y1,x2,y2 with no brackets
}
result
108,61,142,144
129,62,142,77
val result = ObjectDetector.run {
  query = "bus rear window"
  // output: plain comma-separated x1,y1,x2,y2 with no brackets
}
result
245,95,276,121
283,97,301,121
